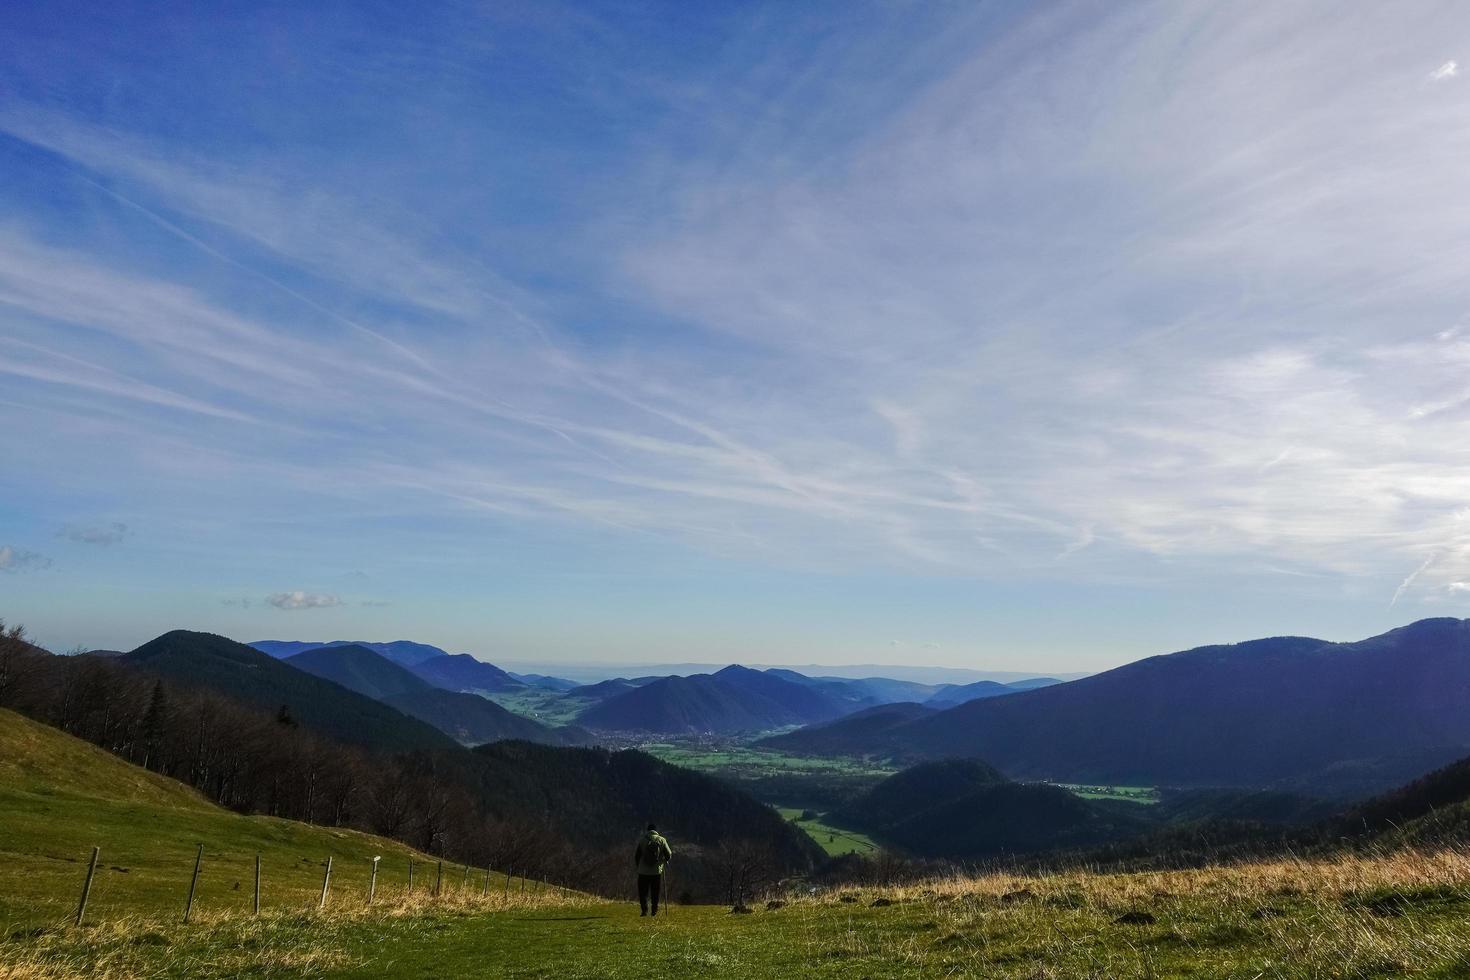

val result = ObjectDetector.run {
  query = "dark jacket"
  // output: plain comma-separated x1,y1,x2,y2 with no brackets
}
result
634,830,672,876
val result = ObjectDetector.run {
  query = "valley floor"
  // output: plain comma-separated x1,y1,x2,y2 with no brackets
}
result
8,849,1470,979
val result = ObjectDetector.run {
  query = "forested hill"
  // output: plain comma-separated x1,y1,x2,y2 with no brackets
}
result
127,631,455,753
576,667,863,734
469,741,823,869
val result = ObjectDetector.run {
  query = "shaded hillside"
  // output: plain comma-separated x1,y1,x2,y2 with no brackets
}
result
800,619,1470,792
566,678,639,701
469,740,824,869
890,783,1141,859
711,665,856,724
924,680,1015,708
510,672,580,691
577,674,804,734
1329,751,1470,847
384,689,580,746
757,702,936,756
280,642,570,746
1006,676,1063,691
127,631,454,753
411,654,525,693
252,639,450,668
833,759,1006,830
834,759,1142,860
764,669,938,706
286,644,432,700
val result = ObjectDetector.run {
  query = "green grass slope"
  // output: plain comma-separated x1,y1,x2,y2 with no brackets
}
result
10,844,1470,979
0,709,500,929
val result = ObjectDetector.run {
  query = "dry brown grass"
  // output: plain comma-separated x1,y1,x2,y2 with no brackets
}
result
802,845,1470,908
0,879,596,980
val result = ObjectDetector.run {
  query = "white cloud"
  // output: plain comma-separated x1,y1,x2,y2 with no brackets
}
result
60,522,129,545
266,591,343,610
1432,60,1458,80
0,546,51,573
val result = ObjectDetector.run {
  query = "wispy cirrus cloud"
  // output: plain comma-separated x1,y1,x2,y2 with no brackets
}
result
266,592,343,611
59,522,129,545
0,546,52,573
5,0,1470,656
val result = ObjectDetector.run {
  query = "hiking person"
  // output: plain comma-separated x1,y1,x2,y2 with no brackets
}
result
634,822,673,916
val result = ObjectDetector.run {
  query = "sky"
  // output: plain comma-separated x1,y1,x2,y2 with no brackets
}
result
3,1,1470,672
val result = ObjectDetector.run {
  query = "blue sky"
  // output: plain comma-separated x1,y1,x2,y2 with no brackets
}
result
3,1,1469,671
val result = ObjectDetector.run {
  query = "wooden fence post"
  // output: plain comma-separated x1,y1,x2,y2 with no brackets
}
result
369,856,381,904
318,856,333,909
183,844,204,924
482,866,490,897
408,858,414,895
74,846,99,927
434,861,442,898
461,863,469,893
253,854,261,915
503,869,511,899
519,873,526,896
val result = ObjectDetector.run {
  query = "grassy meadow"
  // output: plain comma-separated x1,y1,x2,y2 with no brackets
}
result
0,710,553,931
1058,784,1161,805
775,806,879,857
10,847,1470,978
10,707,1470,978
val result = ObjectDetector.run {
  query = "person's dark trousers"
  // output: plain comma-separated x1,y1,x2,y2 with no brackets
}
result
637,874,662,916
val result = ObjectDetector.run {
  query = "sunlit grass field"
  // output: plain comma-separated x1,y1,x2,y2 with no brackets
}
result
638,741,897,780
1057,783,1161,804
11,846,1470,978
775,806,879,856
10,708,1470,978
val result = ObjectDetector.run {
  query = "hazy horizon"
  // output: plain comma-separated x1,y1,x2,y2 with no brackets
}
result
5,2,1469,669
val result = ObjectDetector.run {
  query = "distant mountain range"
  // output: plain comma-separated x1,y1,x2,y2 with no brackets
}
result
569,665,1059,735
251,639,455,668
246,639,1064,732
762,618,1470,795
409,654,526,693
283,645,582,745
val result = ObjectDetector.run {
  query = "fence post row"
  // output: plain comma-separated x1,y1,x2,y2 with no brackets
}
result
74,845,100,927
183,844,204,924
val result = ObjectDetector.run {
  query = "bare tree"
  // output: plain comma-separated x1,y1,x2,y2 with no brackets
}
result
710,839,779,909
0,620,40,708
